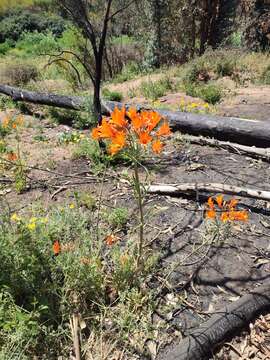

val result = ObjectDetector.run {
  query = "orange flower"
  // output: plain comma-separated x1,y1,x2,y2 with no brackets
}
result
207,197,215,210
53,240,61,256
156,121,171,136
110,107,128,128
230,210,249,221
228,198,238,210
105,234,120,246
215,194,224,209
146,111,162,132
221,212,230,222
91,127,100,140
7,152,18,161
2,116,10,128
206,209,216,219
139,131,152,145
97,118,117,139
152,139,164,154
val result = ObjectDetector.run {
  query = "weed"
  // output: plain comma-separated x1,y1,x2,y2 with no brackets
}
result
58,130,85,144
3,62,39,86
48,108,94,129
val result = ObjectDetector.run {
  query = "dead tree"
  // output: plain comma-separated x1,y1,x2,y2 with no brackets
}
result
56,0,135,121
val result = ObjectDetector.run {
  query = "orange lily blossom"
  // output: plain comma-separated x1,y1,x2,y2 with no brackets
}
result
152,139,163,154
206,209,216,219
207,197,215,210
139,131,152,145
156,121,171,136
91,107,171,156
215,194,224,208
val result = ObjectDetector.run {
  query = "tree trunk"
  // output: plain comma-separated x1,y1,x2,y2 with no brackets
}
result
2,86,270,147
157,284,270,360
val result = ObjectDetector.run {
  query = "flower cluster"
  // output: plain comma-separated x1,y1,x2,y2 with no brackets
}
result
11,213,48,230
91,107,171,155
206,195,248,222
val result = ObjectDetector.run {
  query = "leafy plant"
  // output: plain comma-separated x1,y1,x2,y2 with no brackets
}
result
140,77,174,100
107,207,129,229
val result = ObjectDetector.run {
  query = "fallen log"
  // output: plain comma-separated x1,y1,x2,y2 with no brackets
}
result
183,135,270,162
1,84,270,147
156,283,270,360
148,183,270,202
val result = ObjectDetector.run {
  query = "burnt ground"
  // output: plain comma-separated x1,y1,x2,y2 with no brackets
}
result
0,113,270,359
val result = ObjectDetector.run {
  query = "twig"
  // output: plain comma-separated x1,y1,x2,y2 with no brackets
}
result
183,134,270,161
69,314,81,360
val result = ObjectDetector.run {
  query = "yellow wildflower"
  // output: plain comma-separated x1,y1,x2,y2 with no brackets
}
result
11,213,21,222
69,203,75,209
27,222,36,231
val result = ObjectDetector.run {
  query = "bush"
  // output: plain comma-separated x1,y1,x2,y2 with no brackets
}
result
185,83,222,105
0,9,66,43
15,31,60,55
140,77,175,100
3,62,39,85
102,88,123,102
0,39,14,55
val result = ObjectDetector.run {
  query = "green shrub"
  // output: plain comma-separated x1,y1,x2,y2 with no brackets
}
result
184,61,211,84
15,31,59,55
102,88,123,102
216,58,236,77
107,207,129,229
185,83,222,105
0,9,66,42
140,77,174,100
0,39,14,55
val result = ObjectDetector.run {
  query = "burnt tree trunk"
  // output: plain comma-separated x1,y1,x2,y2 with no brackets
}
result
1,85,270,147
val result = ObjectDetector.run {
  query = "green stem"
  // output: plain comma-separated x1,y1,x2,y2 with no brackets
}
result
133,161,144,269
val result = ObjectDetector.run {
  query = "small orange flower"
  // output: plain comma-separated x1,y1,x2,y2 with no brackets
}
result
105,234,120,246
230,210,249,221
207,197,215,210
146,111,162,132
215,195,224,209
228,198,238,210
7,152,18,161
156,121,171,136
97,118,117,139
139,131,152,145
206,209,216,219
2,116,10,128
53,240,61,256
221,212,230,222
91,127,100,140
152,139,164,154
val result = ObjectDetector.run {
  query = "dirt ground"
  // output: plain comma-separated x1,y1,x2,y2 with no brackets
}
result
1,109,270,359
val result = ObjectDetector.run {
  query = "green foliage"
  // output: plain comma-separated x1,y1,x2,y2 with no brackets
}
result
228,31,243,48
0,39,14,55
140,76,175,100
0,9,66,42
107,207,129,229
0,199,157,358
15,31,60,55
185,83,222,105
102,88,123,102
48,108,94,129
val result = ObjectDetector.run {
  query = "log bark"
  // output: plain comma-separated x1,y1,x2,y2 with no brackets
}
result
183,135,270,161
157,283,270,360
1,85,270,147
148,183,270,202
